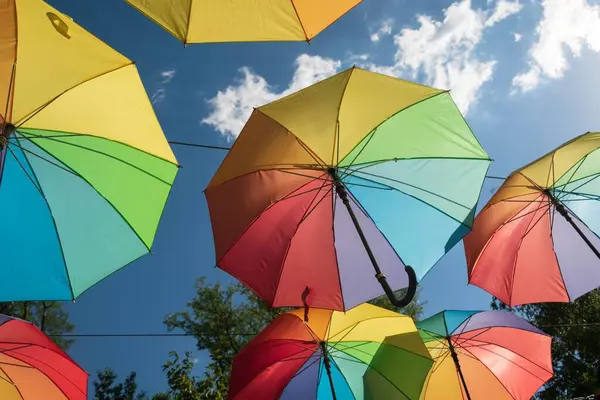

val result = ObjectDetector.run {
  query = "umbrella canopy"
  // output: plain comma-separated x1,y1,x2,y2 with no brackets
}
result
464,132,600,306
205,67,491,311
229,303,434,400
0,0,178,301
125,0,362,44
0,314,88,399
417,310,553,400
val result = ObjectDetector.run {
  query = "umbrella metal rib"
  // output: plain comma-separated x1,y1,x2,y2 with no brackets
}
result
327,167,418,307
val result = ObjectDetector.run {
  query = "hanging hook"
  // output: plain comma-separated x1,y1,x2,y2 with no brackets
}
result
301,286,310,322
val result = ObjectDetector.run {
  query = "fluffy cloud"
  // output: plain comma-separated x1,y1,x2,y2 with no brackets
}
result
513,0,600,92
160,69,176,84
202,55,341,139
370,18,394,42
514,33,522,42
203,0,522,137
486,0,523,26
368,0,520,113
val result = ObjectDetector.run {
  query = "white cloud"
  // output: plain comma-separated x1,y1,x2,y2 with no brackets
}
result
514,32,522,42
161,69,176,84
486,0,523,26
370,18,394,42
513,0,600,92
202,55,341,139
367,0,520,114
151,88,166,105
203,0,522,136
151,69,177,105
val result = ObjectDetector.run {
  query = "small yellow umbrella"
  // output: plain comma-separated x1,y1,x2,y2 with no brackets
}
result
125,0,362,44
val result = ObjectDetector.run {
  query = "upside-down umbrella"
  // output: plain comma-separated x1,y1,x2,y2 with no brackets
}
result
125,0,362,45
205,67,491,311
0,314,88,399
464,132,600,306
416,310,553,400
0,0,178,301
229,304,434,400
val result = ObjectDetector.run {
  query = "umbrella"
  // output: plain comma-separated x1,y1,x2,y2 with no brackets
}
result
416,310,553,400
205,67,491,311
464,132,600,306
125,0,362,44
0,0,178,301
229,303,434,400
0,314,87,399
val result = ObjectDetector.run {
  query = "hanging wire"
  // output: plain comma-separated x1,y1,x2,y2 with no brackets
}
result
43,321,600,339
168,141,509,181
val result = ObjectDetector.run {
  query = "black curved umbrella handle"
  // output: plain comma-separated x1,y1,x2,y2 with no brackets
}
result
377,265,418,308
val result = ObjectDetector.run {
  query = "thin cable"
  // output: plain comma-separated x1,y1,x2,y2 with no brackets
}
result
41,322,600,339
168,141,509,181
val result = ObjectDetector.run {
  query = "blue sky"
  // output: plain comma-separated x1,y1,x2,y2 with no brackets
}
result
42,0,600,395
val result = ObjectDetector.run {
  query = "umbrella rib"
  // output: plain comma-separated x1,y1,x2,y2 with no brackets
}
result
462,337,553,375
508,202,549,304
350,168,472,211
16,129,178,167
9,139,78,178
17,134,152,252
8,138,77,299
554,155,587,196
15,133,173,186
14,63,133,128
460,342,550,383
557,172,600,202
270,178,333,306
214,173,325,266
6,348,86,397
5,146,44,197
337,91,452,168
288,353,322,380
328,356,358,400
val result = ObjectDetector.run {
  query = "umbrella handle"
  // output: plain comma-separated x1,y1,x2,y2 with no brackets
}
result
377,265,418,308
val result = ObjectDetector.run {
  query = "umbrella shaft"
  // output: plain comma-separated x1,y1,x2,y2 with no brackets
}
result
550,193,600,260
448,340,472,400
320,342,338,400
327,168,417,307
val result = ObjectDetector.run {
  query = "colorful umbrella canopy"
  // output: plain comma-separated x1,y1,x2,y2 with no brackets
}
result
125,0,362,44
0,314,87,399
205,67,491,311
464,132,600,306
0,0,178,301
229,304,434,400
417,310,553,400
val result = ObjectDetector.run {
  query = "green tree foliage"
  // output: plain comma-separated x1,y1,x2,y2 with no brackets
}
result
93,369,169,400
491,291,600,399
0,301,75,350
162,277,423,399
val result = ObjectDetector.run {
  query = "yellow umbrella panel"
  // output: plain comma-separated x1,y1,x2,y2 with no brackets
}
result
0,0,178,301
125,0,362,44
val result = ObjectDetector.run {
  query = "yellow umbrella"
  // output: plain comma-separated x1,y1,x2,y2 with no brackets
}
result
125,0,362,44
0,0,178,301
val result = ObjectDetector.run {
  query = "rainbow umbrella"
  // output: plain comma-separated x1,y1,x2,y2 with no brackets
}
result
125,0,362,44
464,132,600,306
229,304,433,400
416,310,553,400
0,314,88,399
0,0,178,301
205,67,491,311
